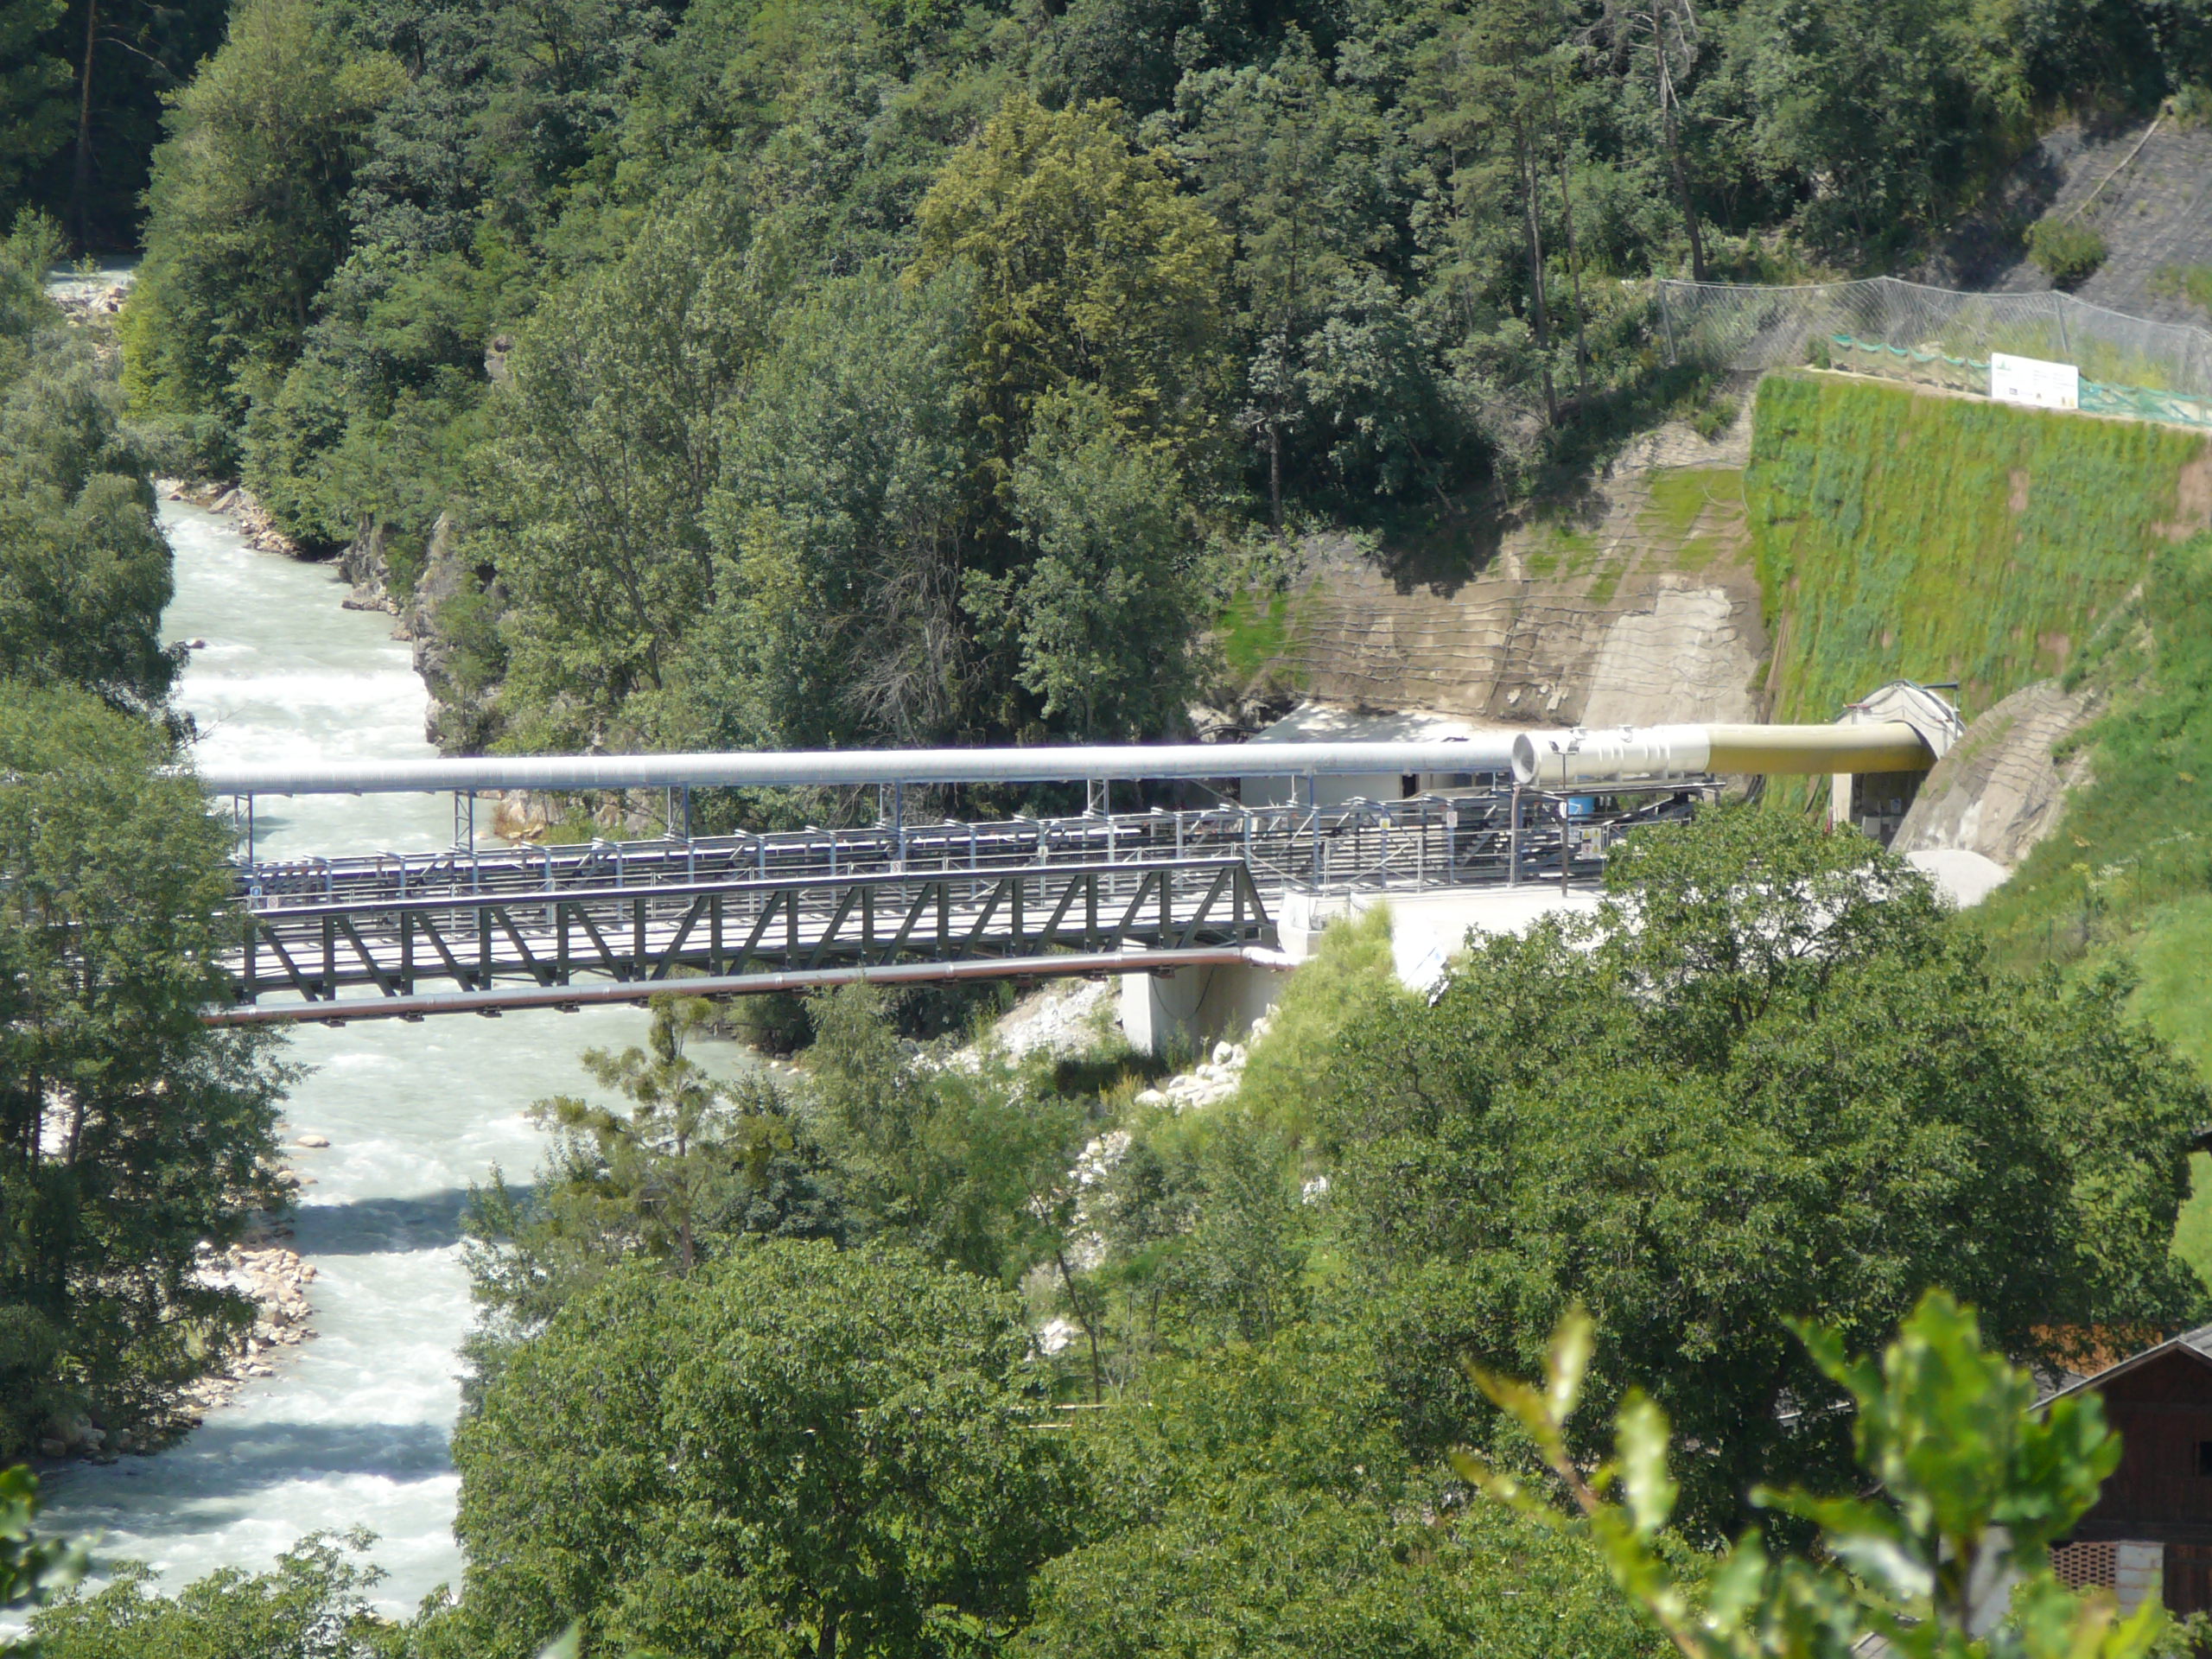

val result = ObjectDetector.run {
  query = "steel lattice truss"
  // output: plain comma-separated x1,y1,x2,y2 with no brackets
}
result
231,859,1269,1007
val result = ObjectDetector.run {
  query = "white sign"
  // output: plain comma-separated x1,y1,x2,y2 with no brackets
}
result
1990,352,2080,410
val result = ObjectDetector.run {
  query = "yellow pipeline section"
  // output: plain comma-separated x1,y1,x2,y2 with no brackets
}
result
1704,722,1934,775
1513,721,1936,785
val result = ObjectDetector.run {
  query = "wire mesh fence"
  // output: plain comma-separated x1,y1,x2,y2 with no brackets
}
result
1658,276,2212,427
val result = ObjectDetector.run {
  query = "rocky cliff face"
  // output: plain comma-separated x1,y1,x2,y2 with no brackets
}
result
409,513,499,749
337,519,405,624
1251,411,1769,729
336,512,501,749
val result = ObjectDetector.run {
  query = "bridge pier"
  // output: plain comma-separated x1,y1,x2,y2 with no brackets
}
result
1118,952,1288,1058
1116,883,1611,1057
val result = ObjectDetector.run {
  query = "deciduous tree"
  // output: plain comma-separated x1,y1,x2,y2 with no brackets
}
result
448,1240,1085,1659
909,92,1233,479
968,385,1205,741
0,684,289,1458
119,0,403,463
1313,804,2205,1535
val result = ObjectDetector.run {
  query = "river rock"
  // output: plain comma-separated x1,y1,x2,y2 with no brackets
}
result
149,1240,323,1430
294,1132,331,1148
177,480,304,557
489,789,552,842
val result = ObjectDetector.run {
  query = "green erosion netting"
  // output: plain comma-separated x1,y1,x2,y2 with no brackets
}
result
1743,373,2211,812
1662,277,2212,426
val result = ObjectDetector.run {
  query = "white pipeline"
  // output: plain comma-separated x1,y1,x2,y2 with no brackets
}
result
195,738,1540,798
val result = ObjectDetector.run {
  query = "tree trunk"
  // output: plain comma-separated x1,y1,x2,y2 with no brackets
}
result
1055,1243,1105,1403
1517,123,1558,427
1268,418,1282,535
70,0,98,254
1554,139,1591,409
1652,0,1707,283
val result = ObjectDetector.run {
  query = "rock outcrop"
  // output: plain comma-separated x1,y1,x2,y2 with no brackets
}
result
1892,680,2101,870
338,519,406,624
162,478,302,557
404,512,501,749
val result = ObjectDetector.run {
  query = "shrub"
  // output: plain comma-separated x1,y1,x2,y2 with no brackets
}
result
2026,218,2109,289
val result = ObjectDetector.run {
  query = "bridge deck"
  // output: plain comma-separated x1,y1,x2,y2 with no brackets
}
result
217,786,1718,1020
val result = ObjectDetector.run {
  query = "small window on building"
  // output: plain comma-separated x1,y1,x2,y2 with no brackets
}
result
2196,1440,2212,1476
1401,773,1419,799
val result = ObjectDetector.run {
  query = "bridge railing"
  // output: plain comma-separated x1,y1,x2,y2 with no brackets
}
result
232,787,1708,912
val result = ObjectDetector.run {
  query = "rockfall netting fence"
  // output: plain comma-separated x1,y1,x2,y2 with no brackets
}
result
1657,276,2212,428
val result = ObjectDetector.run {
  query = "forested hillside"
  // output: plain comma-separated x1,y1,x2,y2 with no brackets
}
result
0,0,228,249
91,0,2212,758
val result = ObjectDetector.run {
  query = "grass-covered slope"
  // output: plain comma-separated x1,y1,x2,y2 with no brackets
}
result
1745,372,2212,988
1970,537,2212,971
1746,372,2212,730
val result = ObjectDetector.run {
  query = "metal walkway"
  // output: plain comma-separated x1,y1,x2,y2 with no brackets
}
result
211,786,1717,1024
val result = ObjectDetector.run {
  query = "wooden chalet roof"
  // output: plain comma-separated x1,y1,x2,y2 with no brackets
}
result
2044,1324,2212,1405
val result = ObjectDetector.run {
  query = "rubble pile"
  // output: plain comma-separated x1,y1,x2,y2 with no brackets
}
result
1132,1009,1274,1113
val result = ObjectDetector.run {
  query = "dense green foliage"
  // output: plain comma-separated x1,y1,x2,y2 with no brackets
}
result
0,173,313,1476
35,806,2212,1657
0,683,291,1459
0,222,176,717
1478,1293,2170,1659
800,985,1090,1286
446,1241,1085,1659
1017,1323,1658,1659
1305,805,2204,1536
2026,216,2109,288
114,0,2212,759
0,0,232,250
465,999,805,1345
33,1533,391,1659
0,1468,87,1646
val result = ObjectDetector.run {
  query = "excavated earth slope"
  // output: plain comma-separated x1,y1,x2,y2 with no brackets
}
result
1257,412,1768,729
1892,680,2103,869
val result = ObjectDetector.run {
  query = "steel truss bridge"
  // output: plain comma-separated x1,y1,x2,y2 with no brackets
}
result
200,741,1721,1025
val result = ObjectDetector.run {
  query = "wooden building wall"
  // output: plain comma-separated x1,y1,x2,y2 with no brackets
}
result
2071,1348,2212,1615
